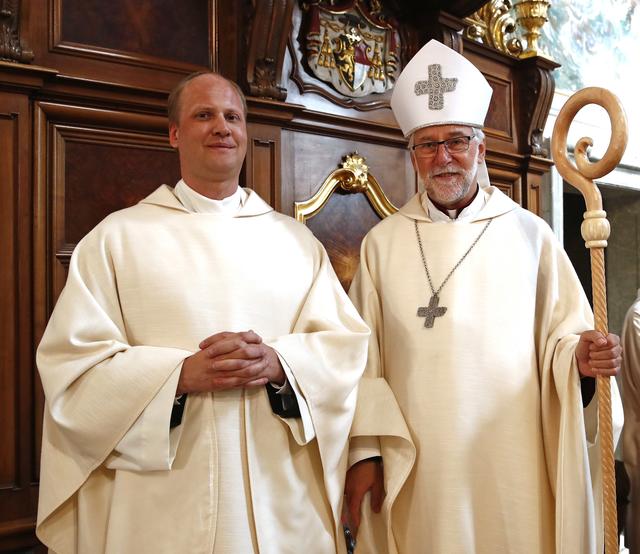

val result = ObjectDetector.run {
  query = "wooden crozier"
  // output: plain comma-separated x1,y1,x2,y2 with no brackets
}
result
551,87,628,554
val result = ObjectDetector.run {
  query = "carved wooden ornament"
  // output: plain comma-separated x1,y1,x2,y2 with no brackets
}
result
551,86,628,554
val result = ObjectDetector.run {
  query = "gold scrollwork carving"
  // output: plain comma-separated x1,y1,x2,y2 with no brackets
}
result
295,153,397,223
464,0,554,59
464,0,523,57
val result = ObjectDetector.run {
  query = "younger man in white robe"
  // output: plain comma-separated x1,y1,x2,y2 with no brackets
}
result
344,40,622,554
36,72,370,554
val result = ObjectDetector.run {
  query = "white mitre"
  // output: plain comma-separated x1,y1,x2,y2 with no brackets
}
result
391,39,493,136
391,39,494,188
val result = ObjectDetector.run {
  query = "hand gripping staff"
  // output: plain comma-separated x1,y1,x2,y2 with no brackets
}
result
551,87,628,554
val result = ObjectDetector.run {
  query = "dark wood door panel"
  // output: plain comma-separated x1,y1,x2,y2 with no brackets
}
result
0,91,41,553
34,101,180,312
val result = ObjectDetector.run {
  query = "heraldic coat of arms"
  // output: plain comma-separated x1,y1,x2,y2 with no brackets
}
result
301,0,401,97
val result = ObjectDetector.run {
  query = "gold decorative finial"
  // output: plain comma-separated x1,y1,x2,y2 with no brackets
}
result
513,0,551,58
340,153,369,192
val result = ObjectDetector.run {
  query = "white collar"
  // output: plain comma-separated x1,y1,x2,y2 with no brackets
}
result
174,179,247,214
421,186,487,223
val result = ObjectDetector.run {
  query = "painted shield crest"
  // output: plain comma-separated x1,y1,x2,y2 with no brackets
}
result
303,1,401,97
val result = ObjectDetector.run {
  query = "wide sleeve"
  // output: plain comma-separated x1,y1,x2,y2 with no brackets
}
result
36,229,193,527
346,235,416,554
535,234,622,554
265,242,370,520
268,353,314,442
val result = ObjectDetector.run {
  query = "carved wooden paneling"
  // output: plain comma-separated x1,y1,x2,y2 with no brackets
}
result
246,123,281,210
63,138,180,243
515,56,559,157
246,0,295,100
24,0,245,96
0,90,40,552
485,149,524,205
487,165,522,204
56,0,210,68
53,0,209,72
0,105,19,490
0,0,34,63
522,154,554,213
34,101,180,318
421,10,467,51
527,178,540,214
464,42,517,148
484,75,513,140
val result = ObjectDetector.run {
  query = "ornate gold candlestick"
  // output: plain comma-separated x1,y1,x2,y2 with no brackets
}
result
514,0,551,58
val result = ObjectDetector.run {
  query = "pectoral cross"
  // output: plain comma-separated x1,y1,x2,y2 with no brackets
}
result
417,294,447,328
414,64,457,110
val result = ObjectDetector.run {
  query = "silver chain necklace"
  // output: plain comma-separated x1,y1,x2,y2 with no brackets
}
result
414,218,493,328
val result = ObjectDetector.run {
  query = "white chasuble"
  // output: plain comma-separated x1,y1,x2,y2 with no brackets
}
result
36,184,369,554
349,186,621,554
176,180,255,553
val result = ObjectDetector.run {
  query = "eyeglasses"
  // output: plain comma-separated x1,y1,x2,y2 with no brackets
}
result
411,135,475,159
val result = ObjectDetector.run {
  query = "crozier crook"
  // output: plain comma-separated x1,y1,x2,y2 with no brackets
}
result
551,87,628,554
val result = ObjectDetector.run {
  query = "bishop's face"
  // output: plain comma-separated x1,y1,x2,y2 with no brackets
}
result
410,124,485,211
169,74,247,190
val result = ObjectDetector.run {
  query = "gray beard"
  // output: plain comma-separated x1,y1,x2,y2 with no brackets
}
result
418,173,474,208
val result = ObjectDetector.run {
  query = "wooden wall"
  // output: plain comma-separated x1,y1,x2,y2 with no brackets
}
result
0,0,557,550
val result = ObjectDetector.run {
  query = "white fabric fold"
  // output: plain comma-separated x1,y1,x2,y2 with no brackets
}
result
105,362,185,471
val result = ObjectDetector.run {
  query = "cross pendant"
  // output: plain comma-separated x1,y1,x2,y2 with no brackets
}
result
417,294,447,328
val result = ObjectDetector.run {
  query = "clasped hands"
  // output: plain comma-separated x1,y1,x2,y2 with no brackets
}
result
177,330,285,395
